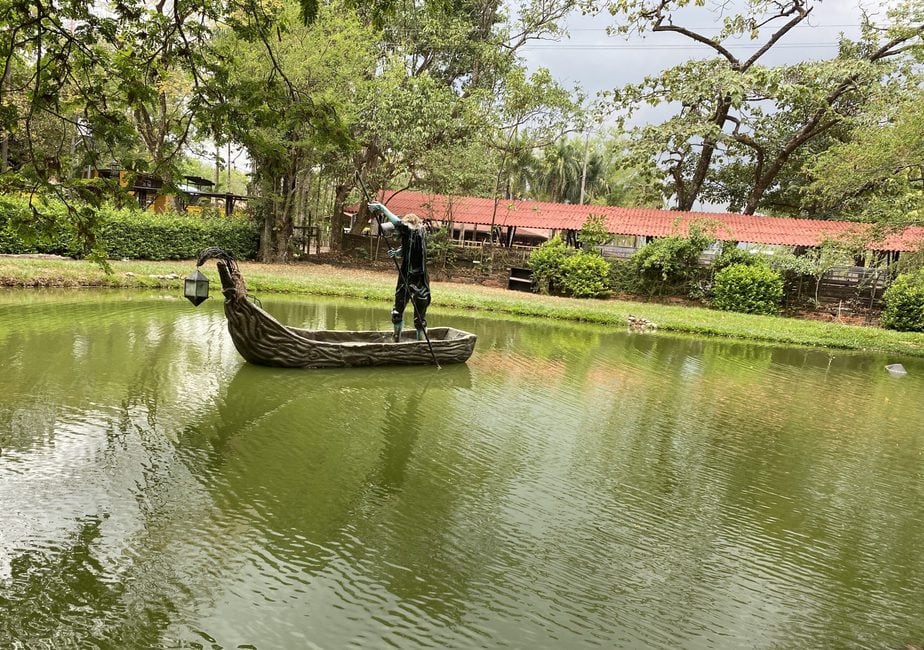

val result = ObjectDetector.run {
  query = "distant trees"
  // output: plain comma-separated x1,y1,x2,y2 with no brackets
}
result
495,130,662,207
3,0,922,266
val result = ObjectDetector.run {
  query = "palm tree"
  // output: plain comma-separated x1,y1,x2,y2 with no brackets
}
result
499,132,542,199
536,138,584,203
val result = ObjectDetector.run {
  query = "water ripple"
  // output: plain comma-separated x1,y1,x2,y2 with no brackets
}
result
3,296,924,648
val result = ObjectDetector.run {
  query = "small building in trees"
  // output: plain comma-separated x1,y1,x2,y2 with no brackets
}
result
85,168,248,216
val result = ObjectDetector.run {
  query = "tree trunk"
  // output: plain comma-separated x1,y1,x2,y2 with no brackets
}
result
260,215,274,261
743,117,839,214
677,99,732,212
252,163,277,261
743,175,774,214
272,172,297,262
329,183,351,254
0,63,8,172
214,141,220,190
258,181,276,262
349,146,381,235
349,204,371,235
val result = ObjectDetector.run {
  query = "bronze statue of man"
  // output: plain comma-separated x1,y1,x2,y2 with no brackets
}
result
368,202,431,342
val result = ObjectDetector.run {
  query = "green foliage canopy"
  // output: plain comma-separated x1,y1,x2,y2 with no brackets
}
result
805,88,924,228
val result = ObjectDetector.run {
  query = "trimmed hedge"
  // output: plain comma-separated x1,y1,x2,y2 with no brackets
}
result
881,269,924,332
713,262,784,315
0,195,258,260
98,208,259,260
0,195,80,255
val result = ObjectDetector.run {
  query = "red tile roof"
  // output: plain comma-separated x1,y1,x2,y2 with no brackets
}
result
375,190,924,252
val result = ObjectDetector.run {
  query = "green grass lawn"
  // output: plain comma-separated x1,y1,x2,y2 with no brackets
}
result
3,255,924,358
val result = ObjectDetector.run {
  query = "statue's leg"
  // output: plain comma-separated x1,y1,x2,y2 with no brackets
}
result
392,283,407,342
411,278,431,340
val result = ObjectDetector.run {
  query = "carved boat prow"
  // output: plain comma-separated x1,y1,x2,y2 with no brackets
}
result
195,247,477,368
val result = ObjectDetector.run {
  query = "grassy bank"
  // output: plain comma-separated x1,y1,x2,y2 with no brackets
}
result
3,256,924,358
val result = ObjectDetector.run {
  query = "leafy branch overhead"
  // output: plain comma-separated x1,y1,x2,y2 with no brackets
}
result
1,0,585,262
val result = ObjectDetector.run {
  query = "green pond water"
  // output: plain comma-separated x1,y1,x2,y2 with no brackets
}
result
1,289,922,649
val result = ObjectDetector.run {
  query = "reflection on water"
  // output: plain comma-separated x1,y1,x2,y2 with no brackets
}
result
1,290,923,648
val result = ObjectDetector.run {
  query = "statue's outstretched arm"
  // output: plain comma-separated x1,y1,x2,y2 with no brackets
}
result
368,201,400,225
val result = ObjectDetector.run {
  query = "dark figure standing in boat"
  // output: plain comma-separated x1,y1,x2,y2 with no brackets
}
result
368,202,431,343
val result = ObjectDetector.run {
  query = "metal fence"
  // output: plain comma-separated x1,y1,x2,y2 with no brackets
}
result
789,266,891,308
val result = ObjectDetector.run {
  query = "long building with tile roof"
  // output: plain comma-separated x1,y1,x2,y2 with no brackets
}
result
372,189,924,253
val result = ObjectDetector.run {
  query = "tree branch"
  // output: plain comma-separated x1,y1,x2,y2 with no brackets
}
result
652,23,739,67
741,3,812,69
870,26,924,62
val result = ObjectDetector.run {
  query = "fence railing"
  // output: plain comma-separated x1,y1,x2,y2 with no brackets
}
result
789,266,890,308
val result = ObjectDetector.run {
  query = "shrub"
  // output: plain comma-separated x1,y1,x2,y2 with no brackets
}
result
881,269,924,332
577,214,612,251
0,195,259,260
713,242,763,272
609,258,643,295
425,225,456,268
528,235,574,294
713,263,784,315
632,222,714,295
560,251,612,298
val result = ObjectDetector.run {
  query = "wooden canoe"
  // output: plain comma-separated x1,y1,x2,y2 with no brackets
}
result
197,248,476,368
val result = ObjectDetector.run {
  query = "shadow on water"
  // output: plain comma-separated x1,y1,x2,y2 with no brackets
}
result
145,361,487,641
211,362,471,434
0,515,178,648
372,389,424,497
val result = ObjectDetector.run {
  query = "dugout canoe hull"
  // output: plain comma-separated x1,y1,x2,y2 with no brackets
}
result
201,250,476,368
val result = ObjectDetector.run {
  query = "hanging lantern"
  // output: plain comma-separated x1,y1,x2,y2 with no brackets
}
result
184,269,210,306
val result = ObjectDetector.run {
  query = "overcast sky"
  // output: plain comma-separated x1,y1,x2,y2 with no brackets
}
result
519,0,884,127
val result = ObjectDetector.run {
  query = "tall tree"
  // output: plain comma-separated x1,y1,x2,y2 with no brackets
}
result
211,0,378,262
338,0,582,248
2,0,585,261
113,1,216,194
0,0,226,256
584,132,663,207
535,138,584,203
805,87,924,228
587,0,924,214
